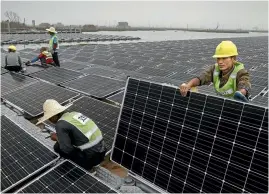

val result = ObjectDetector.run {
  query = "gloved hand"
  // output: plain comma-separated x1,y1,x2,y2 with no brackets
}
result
234,91,249,102
25,61,31,66
179,83,191,97
21,67,26,73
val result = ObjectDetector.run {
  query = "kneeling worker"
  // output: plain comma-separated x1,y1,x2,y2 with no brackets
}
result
36,99,107,170
5,45,26,72
180,40,251,102
26,47,55,67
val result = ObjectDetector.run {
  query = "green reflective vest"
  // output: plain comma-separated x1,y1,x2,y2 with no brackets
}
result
59,112,103,149
213,62,244,98
49,34,59,51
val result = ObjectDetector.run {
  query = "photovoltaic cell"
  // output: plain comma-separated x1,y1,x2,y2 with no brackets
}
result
61,74,125,98
108,91,124,105
1,73,38,96
29,67,83,84
1,116,59,193
17,160,117,193
111,78,268,193
2,81,79,117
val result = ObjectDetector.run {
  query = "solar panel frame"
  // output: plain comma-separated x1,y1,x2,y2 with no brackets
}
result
16,160,118,193
111,78,268,193
1,115,59,193
2,81,80,117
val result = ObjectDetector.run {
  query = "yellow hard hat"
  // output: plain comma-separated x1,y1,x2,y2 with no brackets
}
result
212,41,238,58
8,45,16,51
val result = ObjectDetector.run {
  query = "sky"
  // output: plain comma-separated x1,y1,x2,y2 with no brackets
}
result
1,1,268,30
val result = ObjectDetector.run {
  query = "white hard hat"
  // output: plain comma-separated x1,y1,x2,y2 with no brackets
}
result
46,27,57,33
36,99,72,125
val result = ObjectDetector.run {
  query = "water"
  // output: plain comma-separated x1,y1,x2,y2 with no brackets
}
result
3,30,267,51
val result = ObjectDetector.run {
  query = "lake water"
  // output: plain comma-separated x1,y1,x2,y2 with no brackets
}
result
3,30,268,51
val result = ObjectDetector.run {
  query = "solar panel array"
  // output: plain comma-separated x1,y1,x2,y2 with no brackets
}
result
29,67,83,84
1,115,59,193
111,78,268,193
1,33,140,44
108,91,124,104
2,81,79,117
67,96,120,151
12,35,263,106
1,73,38,96
17,160,117,193
61,74,125,98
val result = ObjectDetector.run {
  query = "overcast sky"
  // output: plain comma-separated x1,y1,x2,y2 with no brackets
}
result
1,1,268,29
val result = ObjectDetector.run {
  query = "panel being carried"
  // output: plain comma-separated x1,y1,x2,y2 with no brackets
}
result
111,78,268,193
1,116,59,193
2,81,79,117
61,74,125,98
17,160,117,193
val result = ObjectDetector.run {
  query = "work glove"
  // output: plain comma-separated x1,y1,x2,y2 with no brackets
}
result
234,91,249,103
21,67,26,73
25,61,31,66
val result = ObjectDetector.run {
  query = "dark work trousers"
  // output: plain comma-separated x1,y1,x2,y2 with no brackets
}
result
54,142,106,170
5,66,22,72
52,52,60,67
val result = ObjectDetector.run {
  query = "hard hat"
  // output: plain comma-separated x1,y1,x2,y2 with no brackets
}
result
36,99,72,125
8,45,16,51
46,27,57,33
212,41,238,58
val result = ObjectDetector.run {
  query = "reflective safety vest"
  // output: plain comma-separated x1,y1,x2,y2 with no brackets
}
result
59,112,103,150
42,51,53,59
213,62,244,98
49,34,59,51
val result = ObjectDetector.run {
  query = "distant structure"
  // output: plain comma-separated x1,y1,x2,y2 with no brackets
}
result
117,22,130,29
32,20,35,27
39,23,51,28
82,24,97,31
54,22,64,28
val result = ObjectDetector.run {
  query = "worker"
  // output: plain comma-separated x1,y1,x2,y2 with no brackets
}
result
4,45,26,72
179,40,251,102
46,27,60,66
36,99,107,170
26,47,55,67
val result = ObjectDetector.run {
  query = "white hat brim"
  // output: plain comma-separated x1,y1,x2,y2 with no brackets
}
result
46,29,57,33
36,103,72,125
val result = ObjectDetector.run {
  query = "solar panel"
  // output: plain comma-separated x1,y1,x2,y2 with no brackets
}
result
111,78,268,193
83,66,124,78
1,73,38,96
108,91,124,105
68,96,120,151
1,115,59,193
112,62,142,71
17,160,117,193
29,67,83,84
61,74,125,98
20,64,48,76
137,67,174,77
61,61,89,71
90,59,115,66
251,95,268,107
2,81,79,117
1,67,9,74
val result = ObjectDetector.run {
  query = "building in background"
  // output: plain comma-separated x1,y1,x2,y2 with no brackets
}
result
117,22,130,29
32,20,35,27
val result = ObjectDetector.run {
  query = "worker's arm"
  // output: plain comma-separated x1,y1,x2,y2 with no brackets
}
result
236,69,251,97
55,121,77,158
30,53,43,63
179,65,215,96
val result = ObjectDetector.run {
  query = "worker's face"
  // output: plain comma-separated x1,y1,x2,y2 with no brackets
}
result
217,57,235,71
48,115,59,124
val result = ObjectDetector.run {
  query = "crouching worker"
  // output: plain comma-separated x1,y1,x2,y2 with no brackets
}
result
36,99,107,170
5,45,26,72
26,47,55,67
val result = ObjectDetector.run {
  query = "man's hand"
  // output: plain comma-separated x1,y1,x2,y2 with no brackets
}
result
50,132,58,141
179,83,191,97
